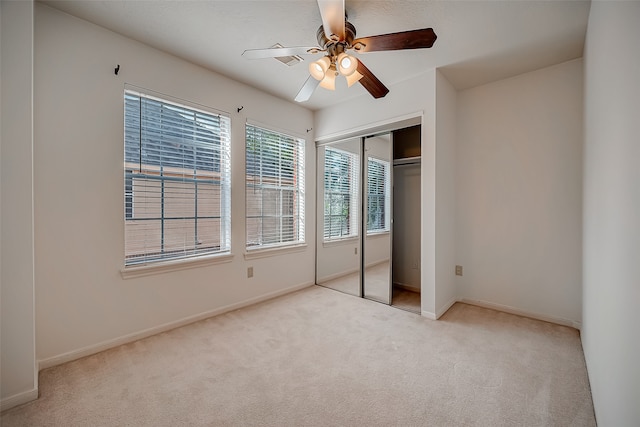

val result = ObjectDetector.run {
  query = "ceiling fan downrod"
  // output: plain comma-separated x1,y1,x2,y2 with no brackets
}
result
316,19,357,49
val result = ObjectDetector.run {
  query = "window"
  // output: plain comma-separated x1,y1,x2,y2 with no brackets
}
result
324,147,359,240
124,90,231,265
245,124,305,249
125,169,133,219
367,157,390,233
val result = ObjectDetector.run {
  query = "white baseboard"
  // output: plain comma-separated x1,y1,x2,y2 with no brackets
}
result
573,320,582,330
422,298,580,329
436,297,457,319
421,310,436,320
393,282,421,293
316,268,359,285
1,388,38,413
365,259,389,269
38,282,314,370
317,261,389,285
459,298,581,330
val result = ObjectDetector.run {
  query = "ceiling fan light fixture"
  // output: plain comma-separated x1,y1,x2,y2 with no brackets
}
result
309,56,331,81
243,1,437,102
319,66,337,90
345,70,363,87
337,53,358,76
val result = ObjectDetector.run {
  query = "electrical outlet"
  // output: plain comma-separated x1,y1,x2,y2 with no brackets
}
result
411,261,419,270
247,266,254,278
455,265,463,276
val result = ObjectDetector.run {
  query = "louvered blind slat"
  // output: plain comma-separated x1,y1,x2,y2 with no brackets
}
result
367,157,390,233
245,124,305,248
323,147,359,240
124,91,231,265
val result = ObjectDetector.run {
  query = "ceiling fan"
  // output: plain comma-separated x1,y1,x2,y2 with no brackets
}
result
242,0,437,103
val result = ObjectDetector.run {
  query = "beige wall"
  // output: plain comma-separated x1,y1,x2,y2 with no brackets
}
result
33,3,314,366
434,71,457,315
1,0,38,410
392,162,421,291
456,58,584,327
582,2,640,425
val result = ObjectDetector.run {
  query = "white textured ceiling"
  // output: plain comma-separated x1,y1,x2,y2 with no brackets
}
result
40,0,591,110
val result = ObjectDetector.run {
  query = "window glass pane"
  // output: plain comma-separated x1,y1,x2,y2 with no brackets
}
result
124,91,231,265
245,124,305,249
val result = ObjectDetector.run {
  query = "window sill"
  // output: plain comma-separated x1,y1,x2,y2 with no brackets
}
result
244,243,307,260
366,230,390,238
322,236,359,248
121,252,234,279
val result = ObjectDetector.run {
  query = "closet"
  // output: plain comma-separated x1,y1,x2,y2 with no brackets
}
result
391,125,421,313
315,125,421,313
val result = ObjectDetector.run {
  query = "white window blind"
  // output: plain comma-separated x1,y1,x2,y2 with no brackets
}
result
245,124,305,249
124,90,231,265
324,147,359,240
367,157,390,233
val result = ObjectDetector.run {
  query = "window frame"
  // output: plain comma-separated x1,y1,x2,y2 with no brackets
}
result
245,122,306,252
323,146,360,242
123,89,232,268
366,156,391,235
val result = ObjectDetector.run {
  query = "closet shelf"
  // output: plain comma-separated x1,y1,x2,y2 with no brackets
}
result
393,156,421,166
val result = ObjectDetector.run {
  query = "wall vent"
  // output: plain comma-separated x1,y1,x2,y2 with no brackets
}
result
271,43,303,67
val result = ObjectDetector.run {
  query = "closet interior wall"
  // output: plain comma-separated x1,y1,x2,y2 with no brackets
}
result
392,126,422,312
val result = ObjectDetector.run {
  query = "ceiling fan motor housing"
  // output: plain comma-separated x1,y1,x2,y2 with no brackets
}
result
316,20,357,51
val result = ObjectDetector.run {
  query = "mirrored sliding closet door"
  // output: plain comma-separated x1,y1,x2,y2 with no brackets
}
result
315,133,393,304
315,138,363,297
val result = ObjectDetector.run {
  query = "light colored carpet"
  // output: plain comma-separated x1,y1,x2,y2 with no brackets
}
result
318,269,360,296
363,261,391,303
1,286,595,426
317,261,392,303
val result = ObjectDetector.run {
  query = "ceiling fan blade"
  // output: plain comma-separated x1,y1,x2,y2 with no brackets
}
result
317,0,345,41
294,75,321,102
356,60,389,99
242,46,321,60
353,28,437,53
